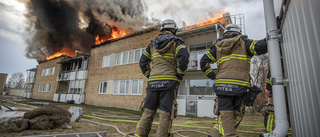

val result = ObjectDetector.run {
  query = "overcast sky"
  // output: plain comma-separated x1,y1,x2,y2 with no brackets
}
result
0,0,282,77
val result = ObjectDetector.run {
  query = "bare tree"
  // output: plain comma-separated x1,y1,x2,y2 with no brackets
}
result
250,54,269,115
7,72,25,89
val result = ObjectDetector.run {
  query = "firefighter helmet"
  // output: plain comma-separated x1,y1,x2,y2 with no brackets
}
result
160,19,178,32
223,24,242,35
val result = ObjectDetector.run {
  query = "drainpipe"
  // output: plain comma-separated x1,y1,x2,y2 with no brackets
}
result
262,0,289,137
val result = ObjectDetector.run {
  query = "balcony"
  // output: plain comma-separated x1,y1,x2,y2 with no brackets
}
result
57,70,88,81
26,77,35,84
187,51,217,71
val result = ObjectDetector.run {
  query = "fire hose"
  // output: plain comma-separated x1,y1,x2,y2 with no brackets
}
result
6,101,291,135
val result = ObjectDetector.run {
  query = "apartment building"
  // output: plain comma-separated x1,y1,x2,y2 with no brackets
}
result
29,13,231,117
85,21,226,117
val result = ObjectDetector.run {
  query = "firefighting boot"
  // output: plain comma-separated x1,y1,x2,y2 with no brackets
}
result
209,124,221,137
220,110,238,137
135,108,157,137
156,110,172,137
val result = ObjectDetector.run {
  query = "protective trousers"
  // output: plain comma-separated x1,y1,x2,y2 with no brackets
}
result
156,110,173,137
135,87,178,137
135,108,157,136
209,110,243,137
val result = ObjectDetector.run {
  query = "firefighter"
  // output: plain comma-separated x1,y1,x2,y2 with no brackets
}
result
135,19,190,137
200,24,268,137
264,71,276,133
264,67,290,133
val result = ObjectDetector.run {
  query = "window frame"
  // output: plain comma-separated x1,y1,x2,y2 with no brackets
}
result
133,48,144,63
99,81,108,94
102,55,111,68
131,79,143,95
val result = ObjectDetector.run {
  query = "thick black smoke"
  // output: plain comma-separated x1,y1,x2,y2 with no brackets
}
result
24,0,151,61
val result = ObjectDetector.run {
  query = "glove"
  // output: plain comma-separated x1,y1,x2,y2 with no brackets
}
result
176,73,184,80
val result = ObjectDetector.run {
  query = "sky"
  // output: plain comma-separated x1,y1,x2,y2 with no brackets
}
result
0,0,282,78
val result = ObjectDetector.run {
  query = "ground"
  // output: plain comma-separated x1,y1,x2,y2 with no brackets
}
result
0,95,291,137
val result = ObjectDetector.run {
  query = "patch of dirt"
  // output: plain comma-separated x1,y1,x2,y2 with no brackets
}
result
0,96,291,137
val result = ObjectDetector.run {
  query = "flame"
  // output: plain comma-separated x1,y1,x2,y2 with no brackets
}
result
185,10,227,30
95,27,132,45
46,48,74,60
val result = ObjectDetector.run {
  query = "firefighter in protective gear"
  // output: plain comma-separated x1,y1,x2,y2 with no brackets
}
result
264,69,290,133
200,24,268,137
135,19,190,137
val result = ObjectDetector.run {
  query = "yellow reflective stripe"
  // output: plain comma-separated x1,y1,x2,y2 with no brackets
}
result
177,68,185,74
135,133,142,137
284,81,287,87
143,50,151,59
217,54,250,65
218,115,224,136
175,45,186,55
213,124,219,130
266,78,271,84
149,75,180,81
267,114,274,132
168,119,173,133
151,53,175,59
205,51,216,62
215,79,250,87
234,115,242,126
204,68,213,76
144,70,150,77
250,40,258,55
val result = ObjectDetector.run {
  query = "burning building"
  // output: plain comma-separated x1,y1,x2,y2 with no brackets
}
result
25,0,238,117
83,12,232,117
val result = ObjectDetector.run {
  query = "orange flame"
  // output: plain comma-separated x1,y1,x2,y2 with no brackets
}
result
46,48,74,60
95,27,132,45
185,10,227,30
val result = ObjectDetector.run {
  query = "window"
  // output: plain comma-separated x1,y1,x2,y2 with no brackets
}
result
189,79,215,95
189,42,213,52
116,53,121,65
123,52,128,64
134,48,144,63
41,67,55,76
120,80,129,94
68,80,83,94
45,68,50,76
99,81,107,94
132,79,143,95
113,81,118,94
47,84,51,92
41,69,45,76
178,81,188,95
114,80,129,94
102,55,110,68
128,52,133,64
51,67,55,75
38,84,51,92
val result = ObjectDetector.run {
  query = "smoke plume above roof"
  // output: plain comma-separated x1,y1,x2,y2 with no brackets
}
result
23,0,151,61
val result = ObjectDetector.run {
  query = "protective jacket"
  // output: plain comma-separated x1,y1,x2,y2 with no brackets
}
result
140,31,189,91
200,32,268,96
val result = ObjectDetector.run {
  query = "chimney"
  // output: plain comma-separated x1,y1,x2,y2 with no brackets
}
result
222,13,231,27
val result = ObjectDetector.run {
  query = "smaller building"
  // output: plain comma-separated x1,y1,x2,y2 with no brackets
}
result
0,73,8,95
22,68,37,98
